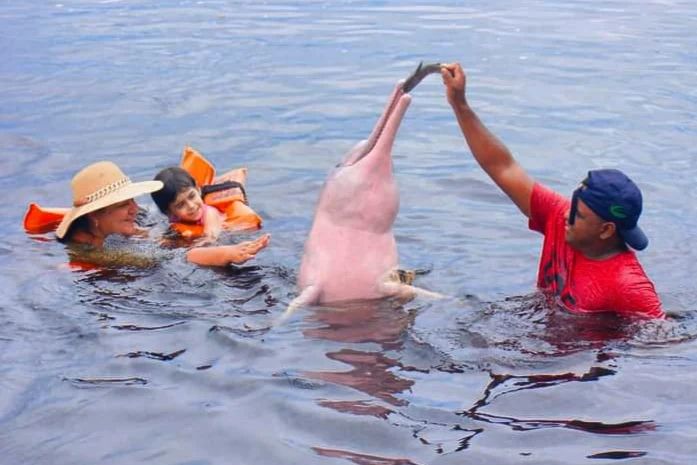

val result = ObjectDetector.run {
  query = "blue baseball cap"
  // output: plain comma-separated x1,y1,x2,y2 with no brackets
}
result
572,169,648,251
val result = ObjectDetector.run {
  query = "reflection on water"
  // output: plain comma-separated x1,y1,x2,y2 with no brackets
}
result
3,0,697,464
461,366,656,435
304,300,415,413
64,376,149,387
304,300,415,349
313,447,420,465
311,348,413,407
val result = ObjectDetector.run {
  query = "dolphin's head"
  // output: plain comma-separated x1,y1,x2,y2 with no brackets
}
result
316,81,412,232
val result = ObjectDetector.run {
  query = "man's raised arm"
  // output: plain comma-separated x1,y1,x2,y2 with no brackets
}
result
442,63,534,218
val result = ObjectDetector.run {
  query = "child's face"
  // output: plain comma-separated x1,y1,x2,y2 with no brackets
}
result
169,187,205,223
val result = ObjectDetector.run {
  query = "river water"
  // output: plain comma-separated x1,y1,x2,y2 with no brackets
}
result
2,1,697,464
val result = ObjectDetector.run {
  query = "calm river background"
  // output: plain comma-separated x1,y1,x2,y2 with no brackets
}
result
2,1,697,464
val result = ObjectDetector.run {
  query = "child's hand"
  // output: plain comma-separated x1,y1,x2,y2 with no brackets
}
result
226,233,270,264
185,234,270,267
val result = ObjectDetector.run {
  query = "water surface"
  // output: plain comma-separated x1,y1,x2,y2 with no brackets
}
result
2,1,697,464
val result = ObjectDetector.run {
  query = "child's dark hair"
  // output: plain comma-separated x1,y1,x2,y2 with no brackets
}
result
151,167,197,214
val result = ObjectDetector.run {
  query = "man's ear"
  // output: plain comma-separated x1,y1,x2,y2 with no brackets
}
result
599,221,617,240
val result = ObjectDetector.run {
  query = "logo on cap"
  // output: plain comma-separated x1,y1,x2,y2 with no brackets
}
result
609,204,627,219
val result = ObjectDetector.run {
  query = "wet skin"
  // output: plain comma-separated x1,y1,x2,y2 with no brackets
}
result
564,198,622,259
169,187,204,223
90,198,140,237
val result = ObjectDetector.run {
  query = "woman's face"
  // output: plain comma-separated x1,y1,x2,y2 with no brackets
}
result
168,187,204,223
91,198,139,237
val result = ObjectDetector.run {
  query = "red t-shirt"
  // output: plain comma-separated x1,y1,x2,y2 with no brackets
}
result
529,183,664,319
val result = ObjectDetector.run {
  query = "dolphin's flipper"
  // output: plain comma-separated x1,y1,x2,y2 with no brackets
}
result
379,269,444,301
379,280,445,300
406,285,444,299
277,285,321,325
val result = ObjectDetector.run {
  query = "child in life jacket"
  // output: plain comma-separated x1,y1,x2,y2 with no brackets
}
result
151,166,261,240
153,167,224,239
151,166,269,266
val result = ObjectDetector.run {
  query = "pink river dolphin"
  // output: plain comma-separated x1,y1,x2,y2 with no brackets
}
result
283,63,443,319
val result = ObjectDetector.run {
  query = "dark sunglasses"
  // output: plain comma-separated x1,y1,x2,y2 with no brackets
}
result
568,178,589,225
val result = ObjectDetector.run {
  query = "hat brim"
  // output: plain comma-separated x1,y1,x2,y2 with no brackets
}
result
618,224,648,251
55,180,163,239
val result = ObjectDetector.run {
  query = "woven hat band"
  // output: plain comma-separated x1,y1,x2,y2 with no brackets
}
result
73,177,132,207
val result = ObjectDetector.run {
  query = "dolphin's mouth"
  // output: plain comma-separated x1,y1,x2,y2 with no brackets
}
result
338,86,405,168
352,89,405,165
341,62,442,168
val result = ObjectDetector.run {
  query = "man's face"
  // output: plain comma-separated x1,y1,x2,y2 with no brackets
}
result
565,198,607,249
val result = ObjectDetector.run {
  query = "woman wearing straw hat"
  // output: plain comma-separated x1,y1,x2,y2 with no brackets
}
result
55,161,269,267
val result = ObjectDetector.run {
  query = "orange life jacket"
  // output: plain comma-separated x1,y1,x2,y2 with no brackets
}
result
23,146,262,237
23,204,70,234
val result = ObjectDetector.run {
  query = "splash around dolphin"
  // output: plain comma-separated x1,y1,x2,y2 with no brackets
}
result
283,63,443,320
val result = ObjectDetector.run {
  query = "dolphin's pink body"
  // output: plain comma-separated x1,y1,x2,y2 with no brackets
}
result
296,82,412,305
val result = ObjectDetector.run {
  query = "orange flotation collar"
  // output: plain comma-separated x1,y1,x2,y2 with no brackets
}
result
23,204,70,234
24,146,262,237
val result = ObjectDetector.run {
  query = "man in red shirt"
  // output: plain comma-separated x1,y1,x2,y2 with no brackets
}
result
440,63,664,319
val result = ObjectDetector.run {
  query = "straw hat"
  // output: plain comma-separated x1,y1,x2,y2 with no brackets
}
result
55,161,163,239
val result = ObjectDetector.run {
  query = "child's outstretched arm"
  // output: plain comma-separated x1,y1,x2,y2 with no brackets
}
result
186,233,270,267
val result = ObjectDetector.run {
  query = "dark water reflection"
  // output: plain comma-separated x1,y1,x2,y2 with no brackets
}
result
304,300,417,411
3,0,697,464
